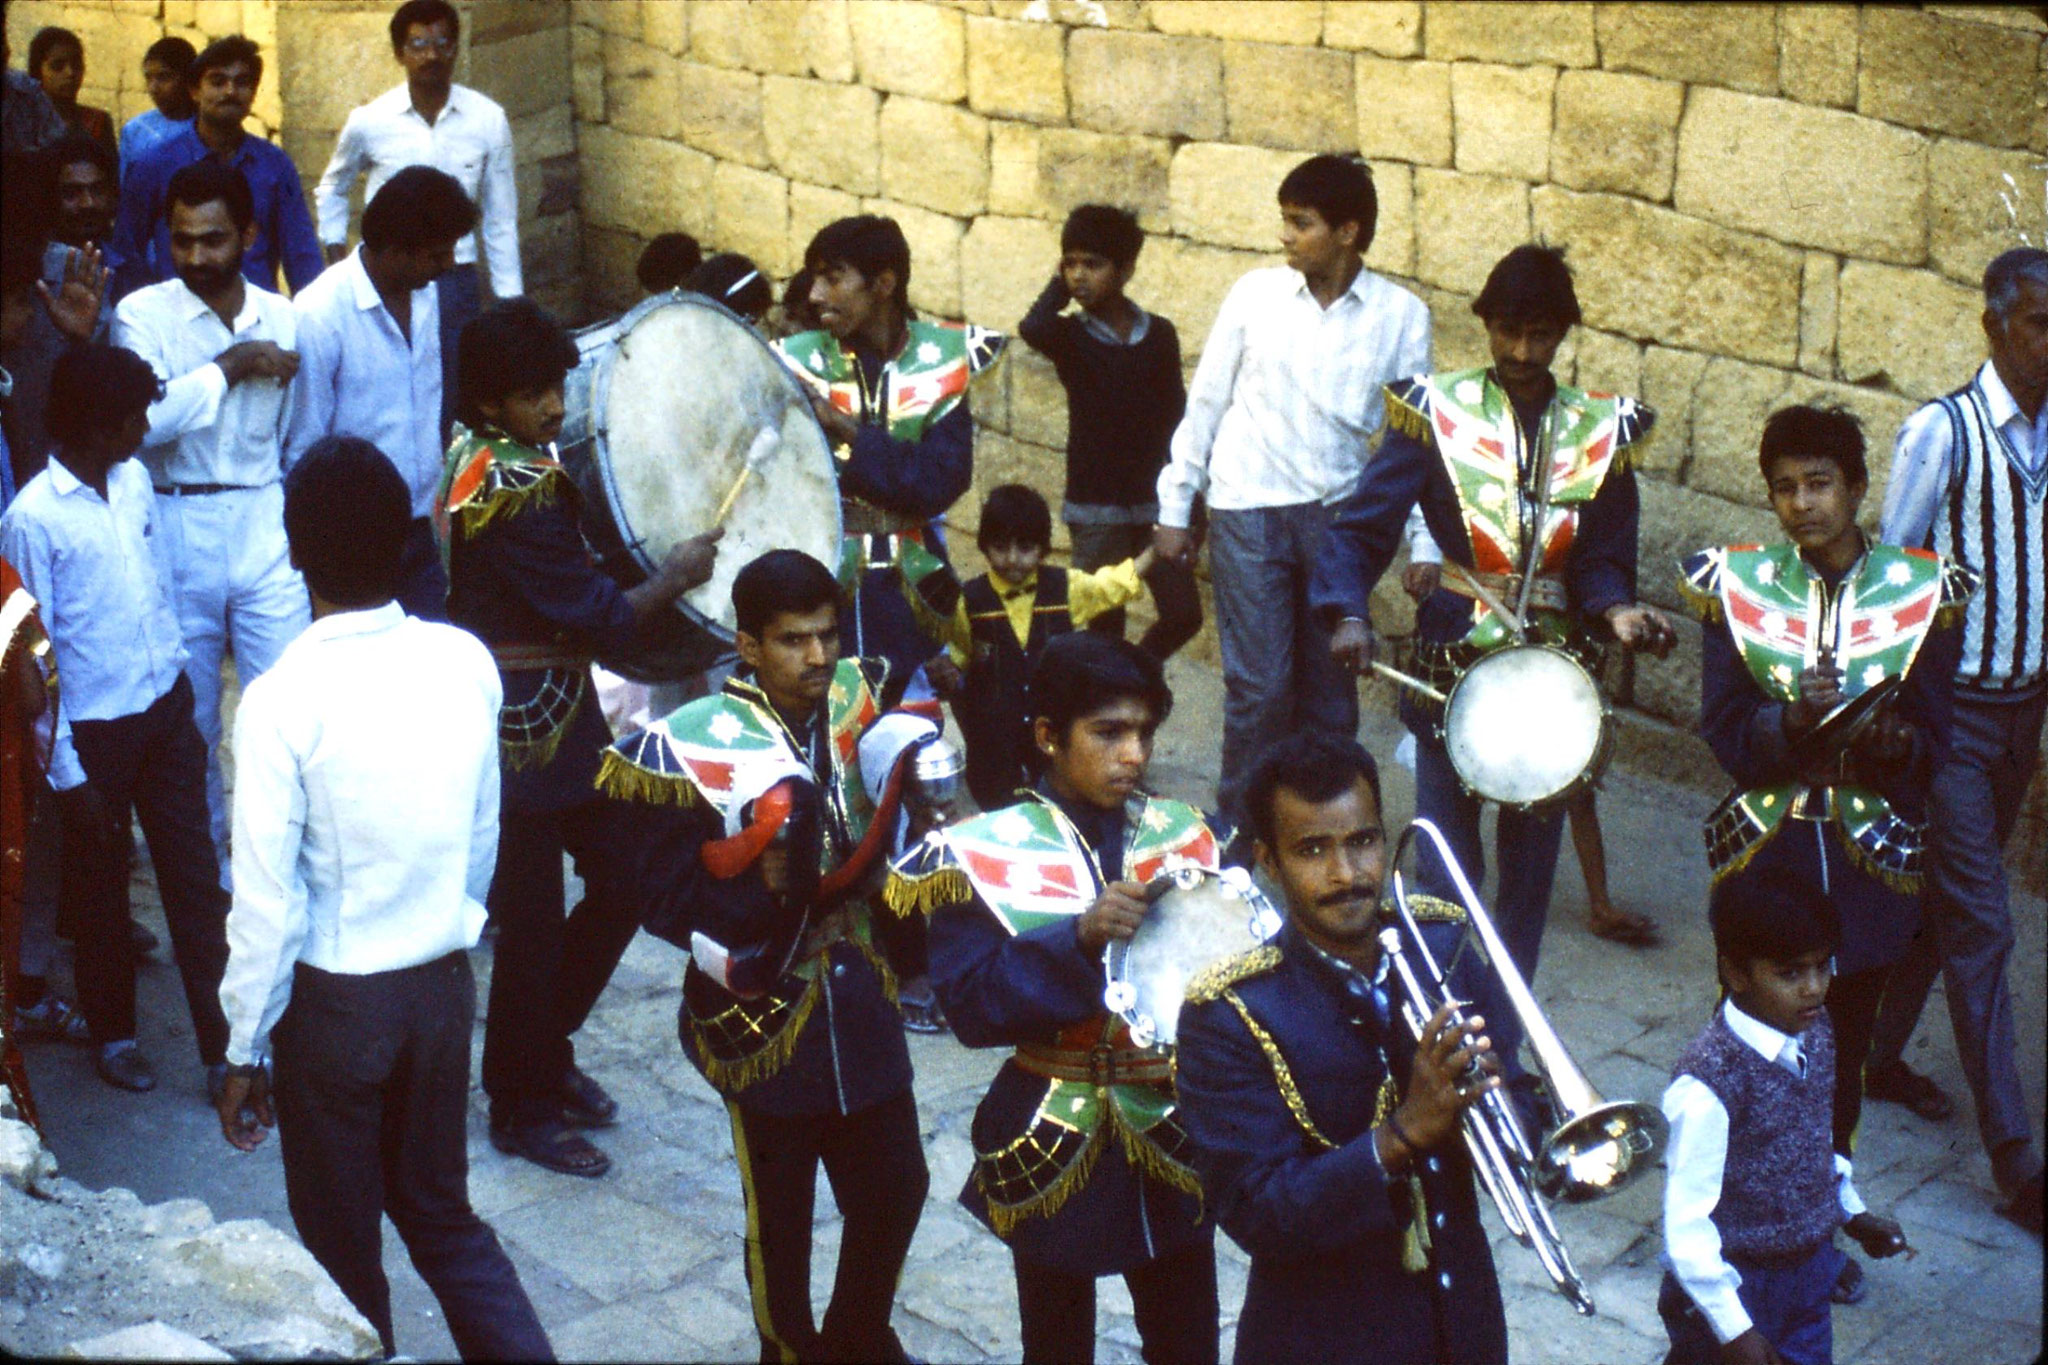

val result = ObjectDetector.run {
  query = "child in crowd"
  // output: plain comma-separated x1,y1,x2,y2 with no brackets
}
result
1659,867,1910,1365
928,483,1153,810
687,252,771,328
634,231,700,296
1018,204,1201,661
28,27,113,153
119,37,196,182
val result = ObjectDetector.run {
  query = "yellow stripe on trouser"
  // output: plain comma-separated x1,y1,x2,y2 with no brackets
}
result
727,1101,800,1365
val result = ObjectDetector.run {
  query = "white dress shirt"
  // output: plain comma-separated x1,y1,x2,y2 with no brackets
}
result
0,458,188,790
112,278,298,489
287,248,444,516
1882,360,2048,549
219,603,502,1066
314,83,522,298
1157,264,1433,526
1661,1000,1864,1345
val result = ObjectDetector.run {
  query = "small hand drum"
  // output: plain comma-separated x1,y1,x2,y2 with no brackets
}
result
1104,865,1282,1049
1440,644,1611,811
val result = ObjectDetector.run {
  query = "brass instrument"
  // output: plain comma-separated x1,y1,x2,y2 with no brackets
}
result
1380,819,1667,1316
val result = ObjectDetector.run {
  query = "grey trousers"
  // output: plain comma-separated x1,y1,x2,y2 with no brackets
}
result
1209,503,1358,821
1866,686,2046,1192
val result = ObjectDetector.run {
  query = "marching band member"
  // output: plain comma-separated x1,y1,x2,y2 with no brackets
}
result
600,548,926,1365
886,633,1224,1365
1175,729,1524,1365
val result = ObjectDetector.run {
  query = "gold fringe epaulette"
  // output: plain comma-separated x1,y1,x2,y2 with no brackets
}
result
1391,893,1467,924
1838,836,1922,896
690,979,820,1092
1219,988,1335,1151
1935,559,1980,630
450,464,566,541
1383,385,1432,443
1184,943,1283,1005
882,865,973,918
594,748,702,807
1112,1112,1204,1200
1675,551,1726,625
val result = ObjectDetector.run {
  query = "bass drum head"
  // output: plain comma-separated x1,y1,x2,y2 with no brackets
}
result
1104,866,1281,1049
578,294,841,680
1443,645,1606,808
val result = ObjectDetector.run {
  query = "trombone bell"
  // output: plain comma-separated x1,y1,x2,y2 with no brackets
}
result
1535,1099,1667,1203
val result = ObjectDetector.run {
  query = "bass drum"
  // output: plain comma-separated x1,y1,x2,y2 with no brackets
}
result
558,292,842,682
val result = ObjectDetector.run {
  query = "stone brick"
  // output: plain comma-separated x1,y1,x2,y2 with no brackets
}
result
762,76,881,196
1794,252,1837,379
689,0,811,75
577,223,637,320
573,0,640,37
802,1,857,82
879,96,989,218
1037,128,1173,231
1413,170,1530,295
965,17,1065,125
712,161,790,278
988,122,1044,217
1679,353,1922,503
1674,88,1928,266
962,215,1062,340
1634,477,1779,613
1146,1,1322,44
1068,28,1225,141
1571,328,1644,400
1322,2,1420,57
862,198,965,319
472,0,569,44
1005,347,1068,449
1422,2,1597,67
789,181,863,267
1778,4,1858,108
1168,142,1301,252
990,0,1149,28
1130,236,1269,361
850,0,967,102
1631,609,1703,723
1859,6,2038,149
1836,260,1986,401
1531,186,1804,367
675,61,766,166
1594,3,1779,95
604,32,679,140
641,0,687,54
1355,56,1452,167
1224,41,1354,153
572,23,604,122
1417,283,1491,370
1551,69,1682,202
276,8,398,132
1635,344,1710,477
465,24,571,121
1451,62,1556,181
515,105,578,165
1365,161,1416,279
579,122,714,240
1931,141,2048,287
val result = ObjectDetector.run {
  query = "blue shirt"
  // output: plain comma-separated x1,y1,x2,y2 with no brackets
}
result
117,107,193,182
111,126,325,301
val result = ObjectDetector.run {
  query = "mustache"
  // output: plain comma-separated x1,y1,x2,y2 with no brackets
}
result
1316,887,1376,909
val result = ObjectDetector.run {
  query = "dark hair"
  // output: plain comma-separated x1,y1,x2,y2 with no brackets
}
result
1709,865,1841,972
1472,244,1582,328
143,36,197,73
781,267,820,332
389,0,460,50
41,130,115,196
1027,633,1173,737
1277,154,1377,252
284,437,411,606
166,159,253,232
1061,204,1143,271
47,344,161,449
455,298,580,430
688,252,772,321
803,215,912,313
1984,246,2048,321
733,549,841,637
2,212,47,302
360,165,476,253
188,36,262,89
977,484,1052,553
1241,730,1384,852
636,232,702,293
28,26,81,77
1757,404,1867,488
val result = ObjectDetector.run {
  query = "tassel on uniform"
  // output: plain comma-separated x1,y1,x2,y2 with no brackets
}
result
1384,391,1431,442
882,866,972,917
596,748,701,807
980,1124,1108,1240
1112,1108,1205,1200
451,467,565,541
691,979,819,1092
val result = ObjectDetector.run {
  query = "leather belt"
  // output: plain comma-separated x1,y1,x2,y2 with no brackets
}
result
488,643,591,672
153,482,264,497
1440,568,1568,615
1014,1042,1173,1086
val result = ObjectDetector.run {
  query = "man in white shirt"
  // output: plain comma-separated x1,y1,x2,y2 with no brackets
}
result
289,166,474,620
0,343,231,1096
314,0,520,434
112,158,308,877
1153,154,1432,819
215,435,552,1362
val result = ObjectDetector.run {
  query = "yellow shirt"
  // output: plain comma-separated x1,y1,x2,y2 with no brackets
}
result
944,559,1147,666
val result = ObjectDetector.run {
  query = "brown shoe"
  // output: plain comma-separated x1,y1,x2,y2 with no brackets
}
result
1864,1061,1955,1121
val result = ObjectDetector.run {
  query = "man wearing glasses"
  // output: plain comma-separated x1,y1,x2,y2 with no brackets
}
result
313,0,520,436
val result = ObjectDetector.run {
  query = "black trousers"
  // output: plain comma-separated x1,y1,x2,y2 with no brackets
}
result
727,1089,928,1364
480,793,643,1125
64,674,228,1059
397,518,450,623
1014,1238,1219,1365
1827,964,1892,1159
274,952,553,1362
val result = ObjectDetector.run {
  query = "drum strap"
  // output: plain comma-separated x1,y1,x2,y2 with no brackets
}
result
1013,1043,1174,1086
1440,568,1567,616
490,643,592,672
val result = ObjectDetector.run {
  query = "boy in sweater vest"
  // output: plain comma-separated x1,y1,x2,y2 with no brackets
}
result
1659,867,1909,1365
926,484,1152,811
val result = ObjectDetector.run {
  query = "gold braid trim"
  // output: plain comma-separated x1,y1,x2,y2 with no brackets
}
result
1185,943,1282,1004
882,866,973,918
1221,988,1335,1152
980,1122,1108,1240
502,686,582,774
451,465,567,541
1675,569,1725,625
1383,388,1431,442
848,933,901,1006
1111,1108,1205,1200
1836,826,1922,896
1396,893,1467,924
594,749,703,807
689,976,821,1092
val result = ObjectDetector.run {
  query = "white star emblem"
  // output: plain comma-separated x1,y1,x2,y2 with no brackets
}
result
1761,611,1788,636
1004,863,1041,893
807,353,824,373
1456,379,1481,405
1479,484,1506,508
1886,562,1911,585
917,341,941,365
991,811,1034,842
1863,663,1885,687
1771,663,1795,685
1755,561,1776,584
708,712,744,743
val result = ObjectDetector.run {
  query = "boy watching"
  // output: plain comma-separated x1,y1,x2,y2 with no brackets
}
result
1019,205,1198,660
928,483,1153,811
1660,867,1910,1365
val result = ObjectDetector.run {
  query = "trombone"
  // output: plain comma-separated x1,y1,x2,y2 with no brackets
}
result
1379,819,1667,1316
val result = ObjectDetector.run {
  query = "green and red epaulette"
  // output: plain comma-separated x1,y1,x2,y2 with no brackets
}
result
434,427,570,561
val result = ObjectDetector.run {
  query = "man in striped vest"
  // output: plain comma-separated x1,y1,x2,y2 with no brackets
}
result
1864,247,2046,1236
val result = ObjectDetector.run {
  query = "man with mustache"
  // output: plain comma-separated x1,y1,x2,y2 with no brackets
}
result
111,159,307,921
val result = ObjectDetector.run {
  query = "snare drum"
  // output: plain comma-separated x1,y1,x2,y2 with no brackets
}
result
558,293,843,681
1104,865,1282,1048
1439,643,1611,811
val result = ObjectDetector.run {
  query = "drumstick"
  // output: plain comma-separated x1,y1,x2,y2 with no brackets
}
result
1370,661,1447,704
713,427,779,524
1441,561,1525,636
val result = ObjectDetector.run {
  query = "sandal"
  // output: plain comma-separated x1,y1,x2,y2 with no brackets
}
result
490,1117,612,1178
899,993,948,1035
1588,906,1661,948
1830,1255,1867,1305
558,1065,619,1128
1864,1061,1955,1122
